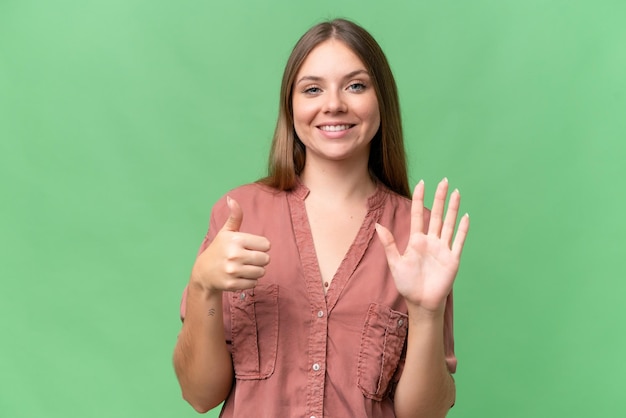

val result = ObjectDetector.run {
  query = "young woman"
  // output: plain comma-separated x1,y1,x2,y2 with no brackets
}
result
173,18,469,418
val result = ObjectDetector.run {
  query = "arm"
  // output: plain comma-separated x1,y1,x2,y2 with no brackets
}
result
375,179,469,417
393,305,455,417
173,197,271,413
173,286,233,413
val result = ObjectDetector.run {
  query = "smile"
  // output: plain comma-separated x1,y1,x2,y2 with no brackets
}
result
318,124,354,132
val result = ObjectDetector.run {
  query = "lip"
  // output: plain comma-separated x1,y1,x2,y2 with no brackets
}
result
317,122,355,128
316,123,355,139
316,122,356,131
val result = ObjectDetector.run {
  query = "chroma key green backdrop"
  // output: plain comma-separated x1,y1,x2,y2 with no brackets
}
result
1,1,625,417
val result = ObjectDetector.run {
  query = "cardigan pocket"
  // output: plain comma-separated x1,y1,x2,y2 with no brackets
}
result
357,303,408,401
229,283,279,380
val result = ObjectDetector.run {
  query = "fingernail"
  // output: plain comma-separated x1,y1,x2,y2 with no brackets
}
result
443,177,448,183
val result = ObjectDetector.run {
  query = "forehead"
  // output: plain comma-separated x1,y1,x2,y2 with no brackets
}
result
296,39,367,78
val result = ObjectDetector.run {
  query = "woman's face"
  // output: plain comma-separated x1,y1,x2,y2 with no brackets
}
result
292,39,380,166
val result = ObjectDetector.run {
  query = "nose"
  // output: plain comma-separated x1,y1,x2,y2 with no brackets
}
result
323,89,347,113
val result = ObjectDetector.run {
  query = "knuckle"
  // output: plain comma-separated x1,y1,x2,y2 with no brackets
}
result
225,253,238,263
224,263,238,275
223,279,238,291
225,247,241,262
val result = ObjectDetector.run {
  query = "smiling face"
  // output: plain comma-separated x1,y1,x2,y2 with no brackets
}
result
292,39,380,167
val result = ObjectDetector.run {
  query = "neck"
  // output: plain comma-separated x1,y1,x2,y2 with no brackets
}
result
300,157,376,202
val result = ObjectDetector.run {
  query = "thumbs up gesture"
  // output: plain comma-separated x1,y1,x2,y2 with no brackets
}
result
190,196,271,292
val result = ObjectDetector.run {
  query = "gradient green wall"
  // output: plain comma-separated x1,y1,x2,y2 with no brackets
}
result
1,1,624,417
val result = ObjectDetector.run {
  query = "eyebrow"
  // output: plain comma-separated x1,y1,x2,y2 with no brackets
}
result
295,69,370,86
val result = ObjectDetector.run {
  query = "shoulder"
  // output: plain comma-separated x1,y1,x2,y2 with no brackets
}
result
222,182,286,206
209,182,288,225
213,182,282,206
380,184,432,227
384,188,412,210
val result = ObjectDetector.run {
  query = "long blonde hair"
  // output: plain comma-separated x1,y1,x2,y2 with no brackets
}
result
259,19,410,198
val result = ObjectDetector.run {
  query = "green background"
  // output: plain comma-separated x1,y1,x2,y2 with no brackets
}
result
1,0,624,417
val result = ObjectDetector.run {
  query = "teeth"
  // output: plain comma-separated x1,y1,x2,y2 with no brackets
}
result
320,125,351,132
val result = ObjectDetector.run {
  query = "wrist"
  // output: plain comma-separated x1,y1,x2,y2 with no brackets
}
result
188,276,223,301
406,302,446,323
184,280,224,323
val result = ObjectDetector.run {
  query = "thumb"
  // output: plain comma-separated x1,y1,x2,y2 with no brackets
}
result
222,196,243,232
375,223,400,267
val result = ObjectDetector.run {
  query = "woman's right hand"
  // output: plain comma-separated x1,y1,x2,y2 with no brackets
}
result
190,196,271,292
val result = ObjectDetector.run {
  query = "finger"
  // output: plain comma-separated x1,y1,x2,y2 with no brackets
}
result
235,265,267,280
451,213,470,259
440,189,461,247
427,178,449,237
225,278,259,291
225,263,267,280
240,250,271,267
410,180,425,236
375,223,400,266
222,196,243,232
235,233,271,252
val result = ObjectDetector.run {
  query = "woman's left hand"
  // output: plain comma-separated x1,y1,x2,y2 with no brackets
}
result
375,179,470,315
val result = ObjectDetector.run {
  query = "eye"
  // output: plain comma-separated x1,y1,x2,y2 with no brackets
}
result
347,82,366,92
303,86,322,95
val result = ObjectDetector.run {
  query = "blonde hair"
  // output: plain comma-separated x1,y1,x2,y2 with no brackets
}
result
259,19,410,198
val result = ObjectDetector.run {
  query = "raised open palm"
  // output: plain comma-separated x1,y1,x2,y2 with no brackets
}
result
375,179,470,314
